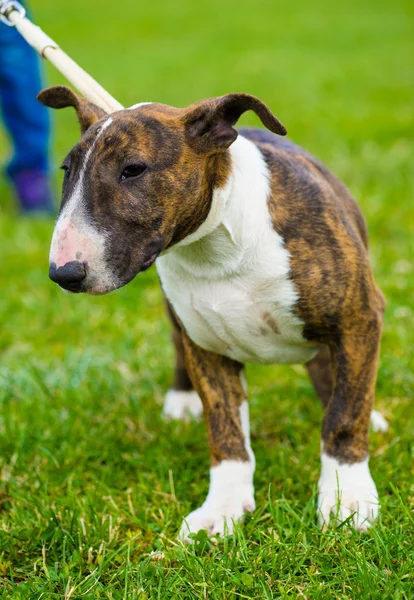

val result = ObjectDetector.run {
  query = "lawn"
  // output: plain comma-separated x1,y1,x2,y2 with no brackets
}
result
0,0,413,597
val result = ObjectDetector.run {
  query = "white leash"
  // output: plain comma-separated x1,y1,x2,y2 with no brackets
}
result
0,0,124,113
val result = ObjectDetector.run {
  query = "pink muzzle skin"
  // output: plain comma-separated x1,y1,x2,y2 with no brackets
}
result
50,217,95,268
49,215,116,294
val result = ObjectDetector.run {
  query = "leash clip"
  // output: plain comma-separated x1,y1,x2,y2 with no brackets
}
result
0,0,26,26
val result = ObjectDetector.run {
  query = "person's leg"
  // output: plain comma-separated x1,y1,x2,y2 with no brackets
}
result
0,6,53,212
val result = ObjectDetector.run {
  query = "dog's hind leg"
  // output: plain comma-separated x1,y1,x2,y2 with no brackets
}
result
162,301,203,421
178,331,255,540
317,313,383,530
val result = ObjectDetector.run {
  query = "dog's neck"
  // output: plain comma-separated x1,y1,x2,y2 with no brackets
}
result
172,172,234,248
161,135,271,278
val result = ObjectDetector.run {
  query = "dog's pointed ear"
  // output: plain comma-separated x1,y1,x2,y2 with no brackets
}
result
37,85,107,134
184,93,287,154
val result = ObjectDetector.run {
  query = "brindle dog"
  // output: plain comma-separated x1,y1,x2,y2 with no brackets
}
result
39,85,387,539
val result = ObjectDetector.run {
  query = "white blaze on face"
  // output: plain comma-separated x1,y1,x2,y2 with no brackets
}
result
128,102,153,110
50,117,116,292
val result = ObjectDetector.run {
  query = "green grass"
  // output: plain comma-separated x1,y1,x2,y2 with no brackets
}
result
0,0,413,597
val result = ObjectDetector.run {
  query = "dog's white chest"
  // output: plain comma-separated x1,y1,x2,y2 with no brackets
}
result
157,135,318,365
158,230,316,364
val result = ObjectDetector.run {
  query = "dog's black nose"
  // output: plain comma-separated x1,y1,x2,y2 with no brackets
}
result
49,261,86,292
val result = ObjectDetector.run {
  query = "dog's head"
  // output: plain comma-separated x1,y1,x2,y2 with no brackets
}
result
39,85,286,294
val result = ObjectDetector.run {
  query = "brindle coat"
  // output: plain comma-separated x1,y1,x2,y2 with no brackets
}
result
39,85,385,523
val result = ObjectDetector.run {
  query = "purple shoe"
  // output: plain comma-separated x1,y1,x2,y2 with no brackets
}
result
10,169,55,215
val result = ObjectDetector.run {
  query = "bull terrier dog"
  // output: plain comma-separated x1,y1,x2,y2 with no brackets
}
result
39,85,388,539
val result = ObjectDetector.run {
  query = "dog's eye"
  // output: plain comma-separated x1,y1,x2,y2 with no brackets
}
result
120,164,146,181
61,164,71,180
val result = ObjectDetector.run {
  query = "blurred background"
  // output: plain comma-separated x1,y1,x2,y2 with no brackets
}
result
0,0,413,594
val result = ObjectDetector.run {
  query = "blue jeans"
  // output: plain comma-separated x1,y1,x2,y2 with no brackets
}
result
0,3,50,178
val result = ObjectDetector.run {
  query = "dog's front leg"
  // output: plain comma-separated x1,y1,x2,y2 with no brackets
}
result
318,314,383,530
178,330,255,541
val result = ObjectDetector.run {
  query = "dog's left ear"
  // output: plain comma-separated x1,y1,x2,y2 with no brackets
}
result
184,93,287,154
37,85,107,134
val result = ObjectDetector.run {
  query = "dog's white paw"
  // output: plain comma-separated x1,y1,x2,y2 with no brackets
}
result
318,453,379,531
162,389,203,421
370,409,389,432
179,492,254,541
178,460,255,542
